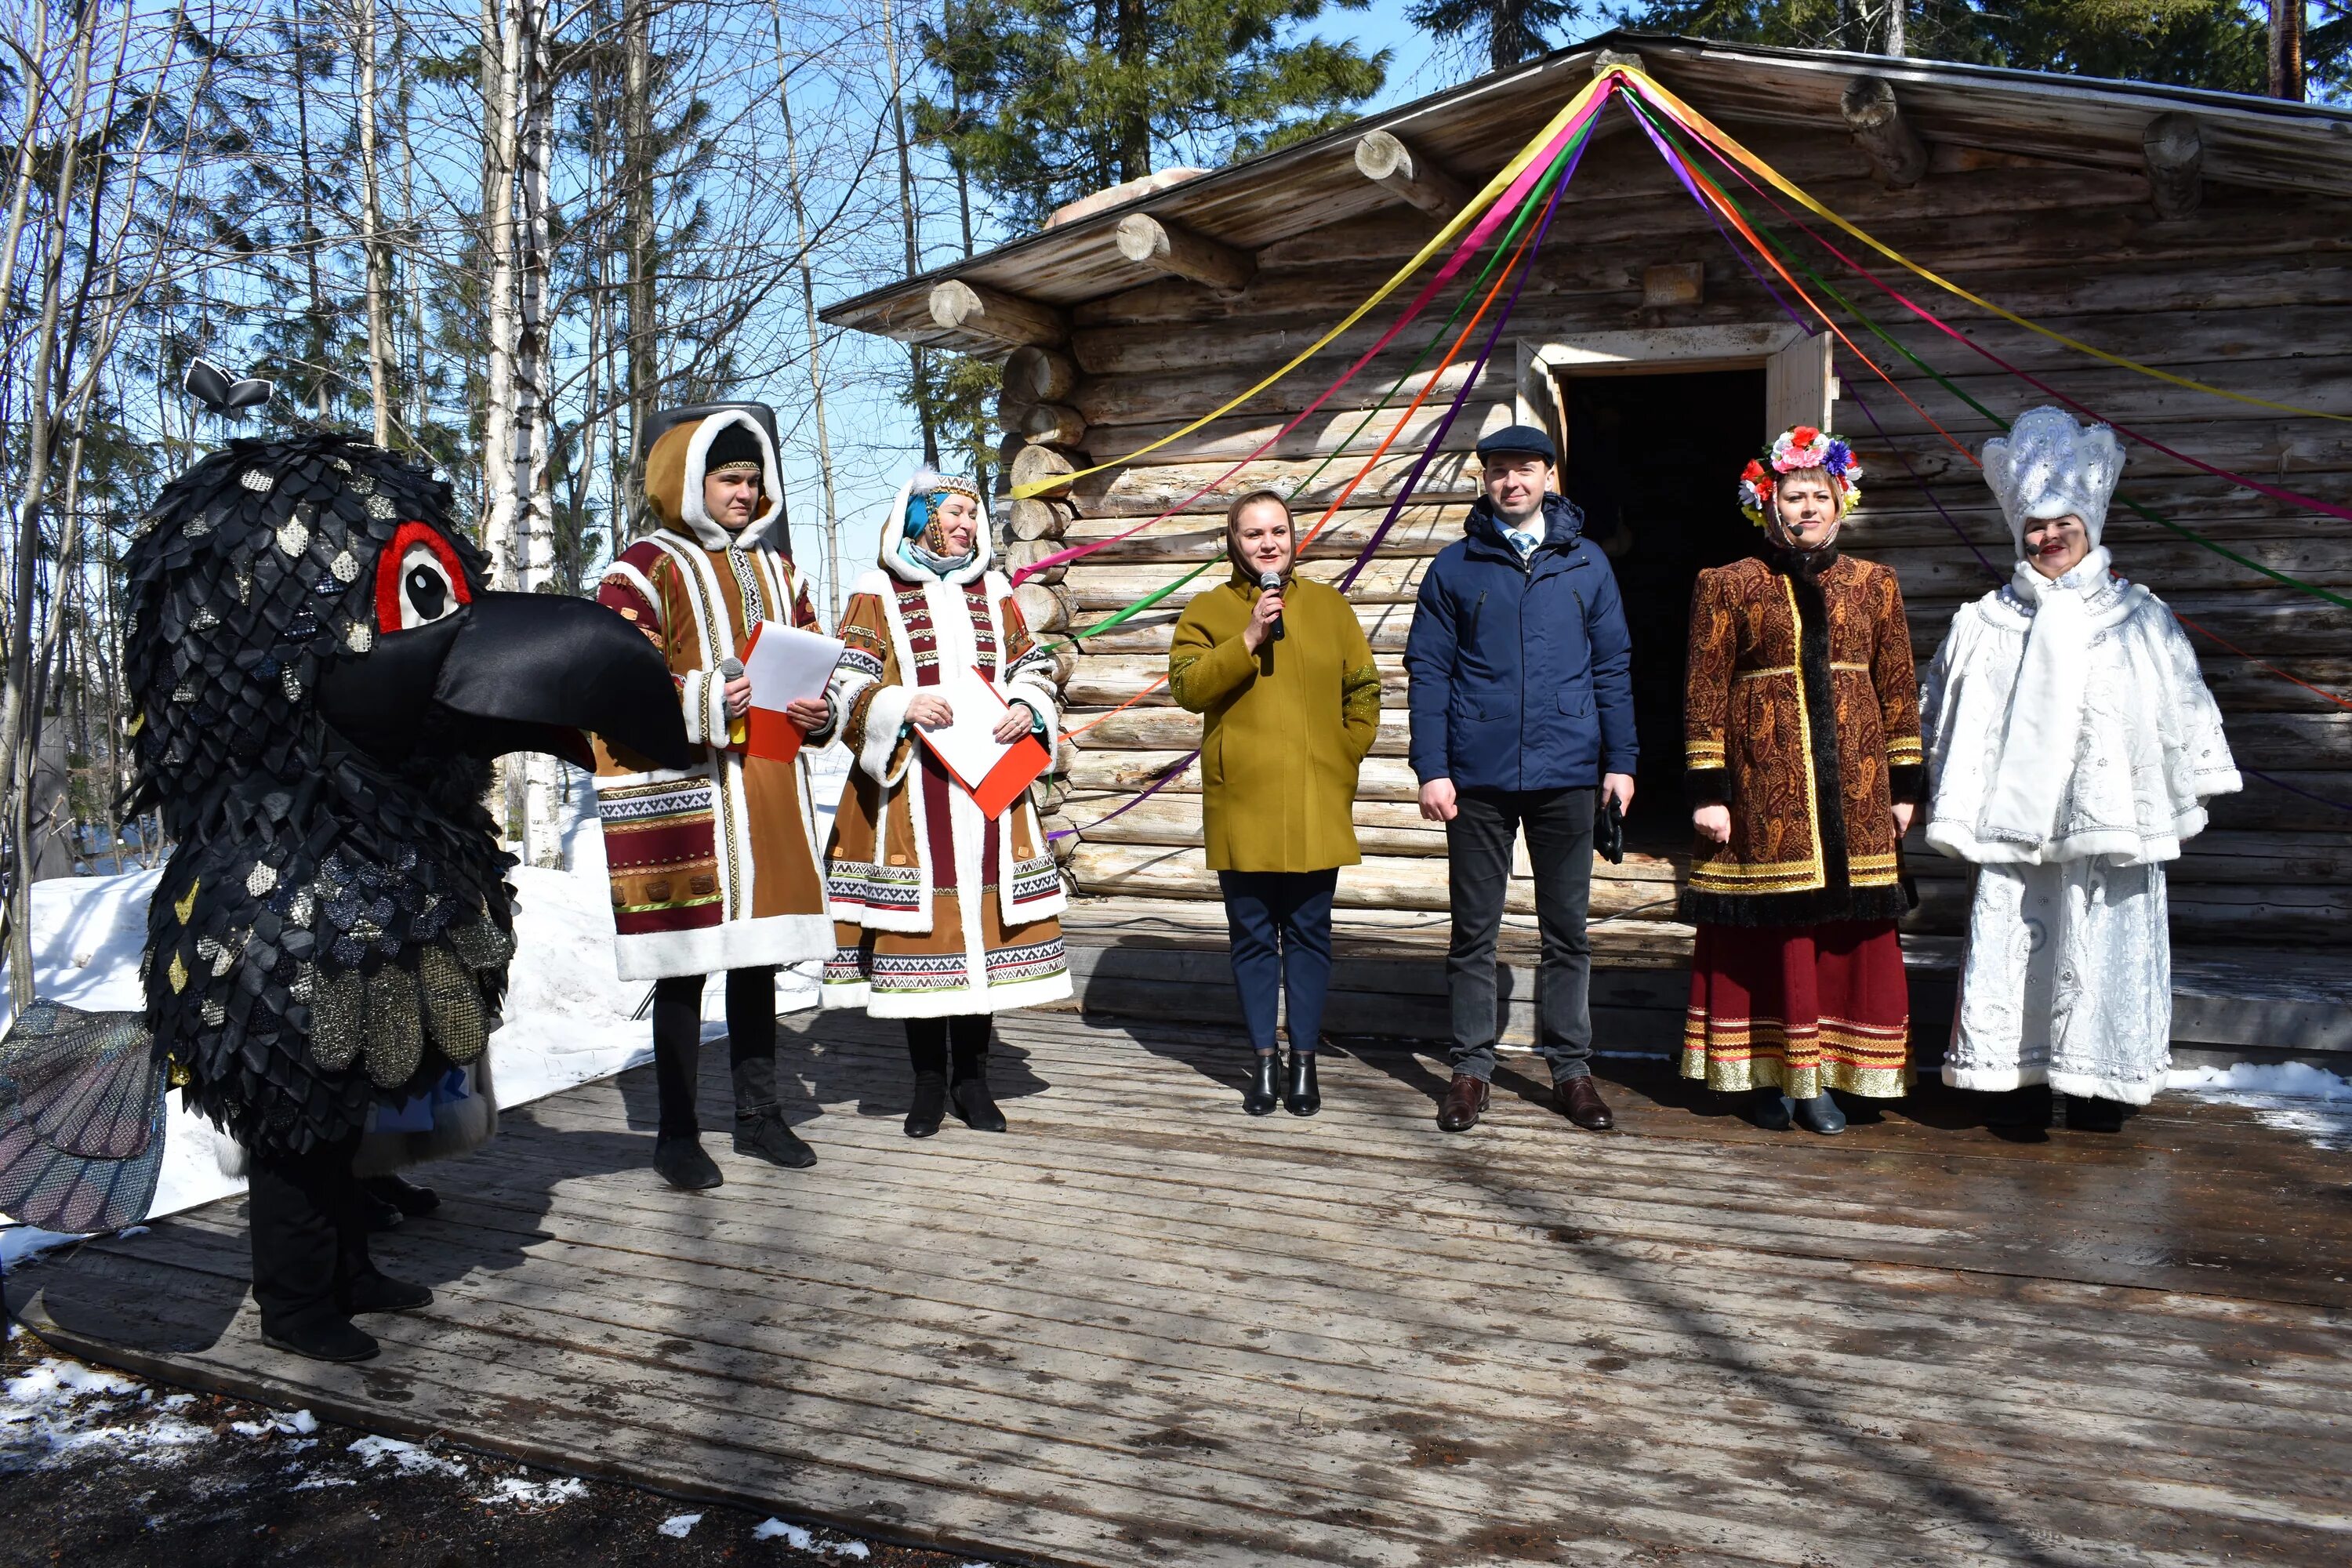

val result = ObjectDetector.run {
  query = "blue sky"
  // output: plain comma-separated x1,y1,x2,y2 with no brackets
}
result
793,1,1523,604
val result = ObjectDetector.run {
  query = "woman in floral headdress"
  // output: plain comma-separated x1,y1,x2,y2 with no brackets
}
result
819,467,1071,1138
1679,426,1923,1133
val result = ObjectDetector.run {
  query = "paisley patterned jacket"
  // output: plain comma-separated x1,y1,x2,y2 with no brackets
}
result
1681,549,1924,927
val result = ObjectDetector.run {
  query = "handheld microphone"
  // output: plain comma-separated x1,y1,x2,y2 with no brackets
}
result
1258,571,1286,641
718,656,748,747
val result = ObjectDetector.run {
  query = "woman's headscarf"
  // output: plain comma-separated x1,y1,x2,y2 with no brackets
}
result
1737,426,1862,554
888,466,986,579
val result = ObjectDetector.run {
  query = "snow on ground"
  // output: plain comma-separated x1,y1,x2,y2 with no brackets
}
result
2168,1061,2352,1150
3,746,854,1261
754,1519,875,1558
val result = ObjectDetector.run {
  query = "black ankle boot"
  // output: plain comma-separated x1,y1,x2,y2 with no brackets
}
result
361,1173,439,1217
260,1316,379,1363
343,1271,434,1315
735,1109,818,1167
1243,1051,1279,1116
359,1185,405,1232
1751,1087,1794,1131
654,1134,723,1189
2061,1093,2127,1133
1283,1050,1320,1117
950,1033,1007,1133
906,1029,949,1138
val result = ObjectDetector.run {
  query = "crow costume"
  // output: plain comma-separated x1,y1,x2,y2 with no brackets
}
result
1,430,689,1363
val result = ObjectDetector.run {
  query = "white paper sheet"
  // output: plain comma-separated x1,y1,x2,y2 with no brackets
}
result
915,669,1018,786
742,621,844,710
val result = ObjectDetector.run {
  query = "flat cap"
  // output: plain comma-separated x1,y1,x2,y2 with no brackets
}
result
1474,423,1558,466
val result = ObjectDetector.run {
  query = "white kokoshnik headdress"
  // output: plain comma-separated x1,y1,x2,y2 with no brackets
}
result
1981,406,2125,558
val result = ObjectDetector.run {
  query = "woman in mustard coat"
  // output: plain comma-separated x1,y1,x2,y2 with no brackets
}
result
1170,490,1382,1116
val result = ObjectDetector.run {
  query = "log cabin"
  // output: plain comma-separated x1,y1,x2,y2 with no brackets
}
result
823,32,2352,1067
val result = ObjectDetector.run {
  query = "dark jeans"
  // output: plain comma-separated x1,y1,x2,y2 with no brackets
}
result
652,966,779,1137
1445,786,1596,1084
1218,869,1338,1056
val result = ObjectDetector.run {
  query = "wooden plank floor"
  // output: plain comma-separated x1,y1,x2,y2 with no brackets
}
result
12,1011,2352,1566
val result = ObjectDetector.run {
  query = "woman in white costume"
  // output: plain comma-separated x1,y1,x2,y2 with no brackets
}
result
1920,407,2240,1130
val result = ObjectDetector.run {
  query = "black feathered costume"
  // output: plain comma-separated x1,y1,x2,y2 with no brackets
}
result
4,430,688,1361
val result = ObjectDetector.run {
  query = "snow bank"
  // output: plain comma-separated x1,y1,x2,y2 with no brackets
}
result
2169,1061,2352,1151
3,744,854,1259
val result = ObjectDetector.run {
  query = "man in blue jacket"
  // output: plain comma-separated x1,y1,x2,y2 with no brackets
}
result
1406,425,1636,1134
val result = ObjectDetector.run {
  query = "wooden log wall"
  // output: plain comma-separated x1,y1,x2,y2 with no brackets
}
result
1006,118,2352,949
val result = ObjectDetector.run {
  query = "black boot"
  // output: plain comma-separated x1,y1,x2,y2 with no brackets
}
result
2061,1093,2127,1133
1751,1087,1794,1131
1283,1049,1320,1117
1983,1083,2054,1129
949,1021,1007,1133
1243,1051,1279,1116
1791,1090,1847,1135
344,1272,434,1315
250,1142,379,1363
731,1054,816,1168
906,1023,949,1138
361,1172,439,1217
358,1185,405,1233
655,1134,724,1189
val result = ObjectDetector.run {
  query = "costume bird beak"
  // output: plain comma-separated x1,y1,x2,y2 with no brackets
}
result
318,593,695,771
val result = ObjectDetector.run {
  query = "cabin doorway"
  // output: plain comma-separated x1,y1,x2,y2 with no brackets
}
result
1554,366,1766,851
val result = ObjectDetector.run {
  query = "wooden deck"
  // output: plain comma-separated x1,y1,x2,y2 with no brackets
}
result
12,1009,2352,1566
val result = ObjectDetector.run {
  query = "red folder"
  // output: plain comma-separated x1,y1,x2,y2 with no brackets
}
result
916,678,1051,821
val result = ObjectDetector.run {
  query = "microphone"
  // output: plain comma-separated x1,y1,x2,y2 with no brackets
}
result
1258,571,1285,641
718,656,748,747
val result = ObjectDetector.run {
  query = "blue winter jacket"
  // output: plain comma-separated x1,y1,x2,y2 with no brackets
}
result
1404,492,1637,792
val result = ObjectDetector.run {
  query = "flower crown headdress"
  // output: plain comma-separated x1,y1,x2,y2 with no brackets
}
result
1737,426,1862,528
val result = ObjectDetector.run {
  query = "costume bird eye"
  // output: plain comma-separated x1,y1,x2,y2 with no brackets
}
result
374,521,474,633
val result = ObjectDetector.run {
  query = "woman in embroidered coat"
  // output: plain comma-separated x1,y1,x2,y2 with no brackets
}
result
592,404,836,1189
1682,427,1923,1134
822,470,1071,1137
1922,407,2238,1130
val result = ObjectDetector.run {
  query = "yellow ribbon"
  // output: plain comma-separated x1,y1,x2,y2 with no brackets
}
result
1624,69,2352,425
1011,71,1623,498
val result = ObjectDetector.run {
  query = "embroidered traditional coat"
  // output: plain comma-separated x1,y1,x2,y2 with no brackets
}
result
591,410,834,980
1682,550,1924,927
820,528,1070,1018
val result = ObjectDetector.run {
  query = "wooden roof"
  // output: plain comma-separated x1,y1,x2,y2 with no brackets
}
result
825,29,2352,351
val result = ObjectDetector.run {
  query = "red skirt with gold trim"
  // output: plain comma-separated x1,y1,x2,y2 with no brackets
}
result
1682,920,1910,1099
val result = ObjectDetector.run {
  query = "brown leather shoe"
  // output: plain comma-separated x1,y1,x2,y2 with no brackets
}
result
1558,1076,1614,1131
1437,1073,1490,1132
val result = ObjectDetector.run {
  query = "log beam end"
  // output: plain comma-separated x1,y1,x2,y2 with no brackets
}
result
927,279,1069,348
1840,74,1929,188
1112,212,1257,294
2143,111,2204,220
1352,129,1469,217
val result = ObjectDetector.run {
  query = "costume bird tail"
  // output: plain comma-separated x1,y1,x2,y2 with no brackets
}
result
0,1001,168,1235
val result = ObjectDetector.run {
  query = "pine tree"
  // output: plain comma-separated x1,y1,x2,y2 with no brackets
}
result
1407,0,1580,73
917,0,1390,232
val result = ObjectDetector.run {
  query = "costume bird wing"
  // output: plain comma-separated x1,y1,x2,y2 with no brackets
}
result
182,357,275,416
0,1001,168,1234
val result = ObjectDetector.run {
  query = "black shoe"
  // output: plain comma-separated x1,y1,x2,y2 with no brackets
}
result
1751,1087,1794,1131
734,1110,817,1168
950,1077,1007,1133
949,1034,1007,1132
906,1073,948,1138
344,1271,434,1315
261,1317,379,1363
1983,1083,2054,1129
360,1173,440,1217
2061,1093,2127,1133
654,1134,723,1189
359,1187,405,1233
1243,1051,1279,1116
1792,1091,1847,1135
1283,1050,1320,1117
